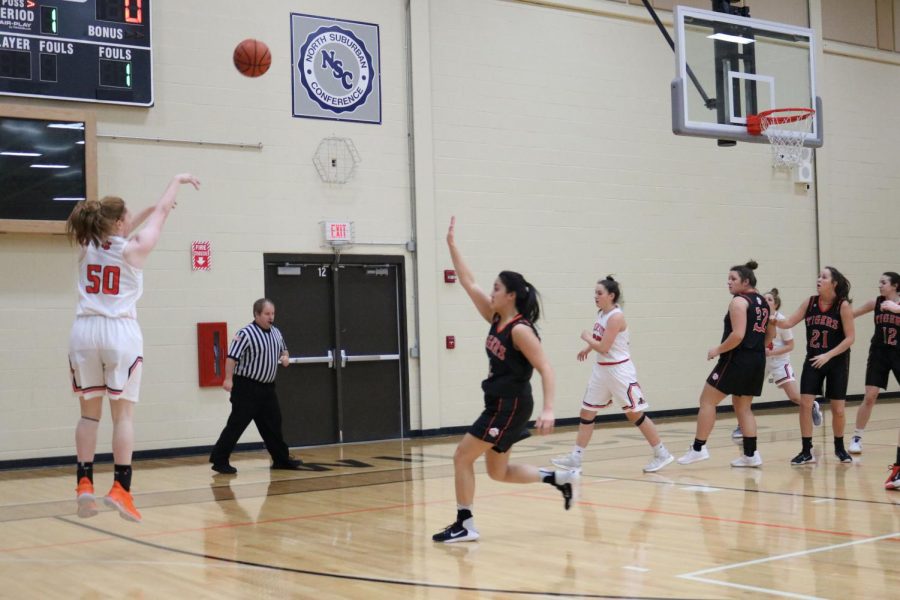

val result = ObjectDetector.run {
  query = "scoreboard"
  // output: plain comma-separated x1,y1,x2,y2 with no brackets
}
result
0,0,152,106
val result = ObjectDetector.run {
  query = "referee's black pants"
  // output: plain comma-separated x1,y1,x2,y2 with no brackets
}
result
209,375,292,466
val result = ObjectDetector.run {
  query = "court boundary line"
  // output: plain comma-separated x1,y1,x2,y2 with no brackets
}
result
676,531,900,599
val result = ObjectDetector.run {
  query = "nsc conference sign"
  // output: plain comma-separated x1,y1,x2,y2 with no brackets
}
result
291,13,381,124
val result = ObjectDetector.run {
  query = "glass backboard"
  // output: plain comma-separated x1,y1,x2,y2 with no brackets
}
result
671,6,822,146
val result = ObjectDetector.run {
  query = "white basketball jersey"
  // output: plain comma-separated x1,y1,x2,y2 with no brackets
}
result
767,310,793,369
592,306,630,363
76,236,143,319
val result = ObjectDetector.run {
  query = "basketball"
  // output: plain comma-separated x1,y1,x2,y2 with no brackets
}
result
233,39,271,78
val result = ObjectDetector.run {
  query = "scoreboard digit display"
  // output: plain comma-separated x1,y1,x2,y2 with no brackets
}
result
0,0,152,106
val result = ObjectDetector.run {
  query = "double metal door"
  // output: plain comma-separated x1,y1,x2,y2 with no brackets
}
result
264,255,408,446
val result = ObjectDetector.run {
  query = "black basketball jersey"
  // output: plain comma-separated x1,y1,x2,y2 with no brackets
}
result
720,292,769,354
804,295,847,357
482,314,535,397
872,296,900,349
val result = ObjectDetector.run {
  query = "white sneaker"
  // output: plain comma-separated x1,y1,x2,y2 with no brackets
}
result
731,427,743,439
731,451,763,468
811,400,823,427
553,468,580,510
643,452,674,473
551,453,582,470
677,447,710,465
848,436,862,454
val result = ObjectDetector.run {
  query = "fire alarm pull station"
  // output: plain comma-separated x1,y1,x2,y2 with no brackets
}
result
444,270,457,283
197,322,227,387
446,335,456,349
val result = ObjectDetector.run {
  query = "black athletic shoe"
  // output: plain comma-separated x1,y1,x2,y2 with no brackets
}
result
271,459,304,470
835,449,853,463
211,463,237,474
432,520,479,543
790,451,816,465
556,483,575,510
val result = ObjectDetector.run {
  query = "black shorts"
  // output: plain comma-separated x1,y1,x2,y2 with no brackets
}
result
707,350,765,397
865,345,900,390
468,394,534,453
800,352,850,399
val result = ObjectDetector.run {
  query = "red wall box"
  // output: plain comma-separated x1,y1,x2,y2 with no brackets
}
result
197,322,227,387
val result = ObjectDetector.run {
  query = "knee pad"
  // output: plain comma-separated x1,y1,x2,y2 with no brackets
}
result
634,414,646,427
579,417,596,425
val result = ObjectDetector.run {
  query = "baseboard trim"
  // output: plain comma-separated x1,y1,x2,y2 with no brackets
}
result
2,392,897,471
0,442,265,472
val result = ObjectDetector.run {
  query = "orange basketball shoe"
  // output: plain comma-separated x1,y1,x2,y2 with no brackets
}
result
75,477,98,519
104,481,142,522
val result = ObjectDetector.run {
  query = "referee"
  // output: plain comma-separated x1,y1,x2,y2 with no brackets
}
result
209,298,303,474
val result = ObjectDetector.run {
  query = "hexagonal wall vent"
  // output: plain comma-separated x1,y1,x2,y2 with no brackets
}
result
313,137,361,184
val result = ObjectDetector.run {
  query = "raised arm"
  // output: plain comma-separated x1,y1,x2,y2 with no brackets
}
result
124,173,200,269
512,324,555,435
708,296,748,360
579,312,624,355
124,205,154,237
809,301,856,368
446,217,493,322
852,299,876,319
774,298,808,330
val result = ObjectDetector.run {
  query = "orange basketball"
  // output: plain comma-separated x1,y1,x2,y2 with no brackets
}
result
233,39,271,78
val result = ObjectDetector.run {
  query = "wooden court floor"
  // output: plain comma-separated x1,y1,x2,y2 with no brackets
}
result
2,402,900,599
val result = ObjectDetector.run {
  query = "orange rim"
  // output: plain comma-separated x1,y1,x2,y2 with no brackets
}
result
747,108,815,136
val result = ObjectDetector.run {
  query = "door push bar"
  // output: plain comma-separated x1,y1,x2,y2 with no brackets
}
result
341,349,400,364
288,349,334,369
289,349,400,369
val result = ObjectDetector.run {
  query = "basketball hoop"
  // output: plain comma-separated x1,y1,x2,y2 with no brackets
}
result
746,108,815,168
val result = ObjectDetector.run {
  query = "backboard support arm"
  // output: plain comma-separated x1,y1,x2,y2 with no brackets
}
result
640,0,716,110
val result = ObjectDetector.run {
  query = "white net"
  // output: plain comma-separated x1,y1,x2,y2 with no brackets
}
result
760,111,813,169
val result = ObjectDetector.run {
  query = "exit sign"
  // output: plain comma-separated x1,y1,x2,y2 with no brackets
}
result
322,220,354,245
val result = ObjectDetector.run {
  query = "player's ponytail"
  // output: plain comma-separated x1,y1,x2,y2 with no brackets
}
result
66,196,126,247
598,275,623,305
766,287,782,310
824,266,852,303
499,270,541,324
730,259,759,288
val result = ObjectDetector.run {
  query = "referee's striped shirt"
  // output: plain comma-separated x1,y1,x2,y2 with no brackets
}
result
228,322,288,383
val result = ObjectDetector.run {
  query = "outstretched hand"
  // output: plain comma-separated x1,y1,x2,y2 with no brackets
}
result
446,216,456,247
174,173,201,190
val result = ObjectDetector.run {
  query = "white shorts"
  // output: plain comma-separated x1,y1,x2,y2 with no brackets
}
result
581,360,648,413
767,361,796,387
68,316,143,402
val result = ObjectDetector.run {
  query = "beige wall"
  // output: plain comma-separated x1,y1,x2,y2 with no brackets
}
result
822,0,879,47
426,0,817,427
1,0,897,461
0,0,415,460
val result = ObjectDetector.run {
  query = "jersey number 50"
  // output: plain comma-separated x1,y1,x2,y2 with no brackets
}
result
85,264,121,295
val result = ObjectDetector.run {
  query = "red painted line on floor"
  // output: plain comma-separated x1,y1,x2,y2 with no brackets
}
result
514,491,900,541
